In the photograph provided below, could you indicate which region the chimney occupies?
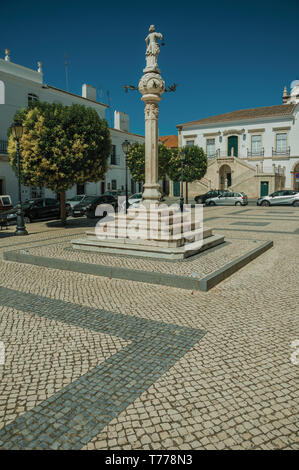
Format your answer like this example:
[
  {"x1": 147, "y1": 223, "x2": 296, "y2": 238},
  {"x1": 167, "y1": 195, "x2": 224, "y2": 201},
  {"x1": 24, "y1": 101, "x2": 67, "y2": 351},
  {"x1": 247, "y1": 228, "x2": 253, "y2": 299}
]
[
  {"x1": 114, "y1": 110, "x2": 130, "y2": 132},
  {"x1": 82, "y1": 84, "x2": 97, "y2": 101},
  {"x1": 282, "y1": 85, "x2": 289, "y2": 104},
  {"x1": 4, "y1": 49, "x2": 10, "y2": 61}
]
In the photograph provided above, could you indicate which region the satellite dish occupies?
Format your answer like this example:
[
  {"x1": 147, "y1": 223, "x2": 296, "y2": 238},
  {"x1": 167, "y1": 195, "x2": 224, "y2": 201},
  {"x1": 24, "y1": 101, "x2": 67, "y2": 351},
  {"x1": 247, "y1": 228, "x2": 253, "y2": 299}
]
[{"x1": 290, "y1": 80, "x2": 299, "y2": 89}]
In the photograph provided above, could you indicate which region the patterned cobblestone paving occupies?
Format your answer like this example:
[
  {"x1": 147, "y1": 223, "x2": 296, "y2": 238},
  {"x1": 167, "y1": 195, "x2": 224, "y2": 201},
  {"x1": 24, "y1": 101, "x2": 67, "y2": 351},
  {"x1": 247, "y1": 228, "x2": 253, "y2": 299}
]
[
  {"x1": 22, "y1": 238, "x2": 262, "y2": 278},
  {"x1": 0, "y1": 286, "x2": 204, "y2": 450},
  {"x1": 0, "y1": 206, "x2": 298, "y2": 450}
]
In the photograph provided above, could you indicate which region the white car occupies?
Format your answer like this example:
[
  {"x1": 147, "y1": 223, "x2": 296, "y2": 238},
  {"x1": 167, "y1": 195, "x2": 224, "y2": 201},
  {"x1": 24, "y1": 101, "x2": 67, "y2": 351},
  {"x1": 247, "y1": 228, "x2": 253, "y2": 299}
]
[
  {"x1": 66, "y1": 195, "x2": 88, "y2": 209},
  {"x1": 257, "y1": 190, "x2": 299, "y2": 207},
  {"x1": 120, "y1": 192, "x2": 143, "y2": 211}
]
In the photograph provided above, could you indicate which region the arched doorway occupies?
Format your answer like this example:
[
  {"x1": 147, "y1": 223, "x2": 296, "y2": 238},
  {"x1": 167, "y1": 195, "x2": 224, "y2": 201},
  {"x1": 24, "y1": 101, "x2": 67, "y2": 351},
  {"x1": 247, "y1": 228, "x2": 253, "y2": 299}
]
[
  {"x1": 293, "y1": 163, "x2": 299, "y2": 190},
  {"x1": 219, "y1": 164, "x2": 232, "y2": 189},
  {"x1": 227, "y1": 135, "x2": 238, "y2": 157}
]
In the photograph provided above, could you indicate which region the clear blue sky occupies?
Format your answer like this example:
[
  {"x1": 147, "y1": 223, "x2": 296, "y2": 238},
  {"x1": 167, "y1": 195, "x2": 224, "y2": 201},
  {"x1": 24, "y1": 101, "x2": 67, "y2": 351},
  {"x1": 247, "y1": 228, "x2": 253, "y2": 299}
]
[{"x1": 1, "y1": 0, "x2": 299, "y2": 136}]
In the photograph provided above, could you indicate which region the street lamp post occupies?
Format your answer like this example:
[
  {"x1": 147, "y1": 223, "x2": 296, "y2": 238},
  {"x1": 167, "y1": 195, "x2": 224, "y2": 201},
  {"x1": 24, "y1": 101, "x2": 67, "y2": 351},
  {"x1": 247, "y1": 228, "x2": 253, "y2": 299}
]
[
  {"x1": 11, "y1": 122, "x2": 28, "y2": 236},
  {"x1": 122, "y1": 140, "x2": 131, "y2": 214},
  {"x1": 179, "y1": 148, "x2": 185, "y2": 213}
]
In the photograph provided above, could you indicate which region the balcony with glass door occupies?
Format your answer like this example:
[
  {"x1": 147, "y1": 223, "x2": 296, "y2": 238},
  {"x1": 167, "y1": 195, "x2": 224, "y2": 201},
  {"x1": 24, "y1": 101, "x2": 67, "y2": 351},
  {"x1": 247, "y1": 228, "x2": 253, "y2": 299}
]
[
  {"x1": 247, "y1": 135, "x2": 264, "y2": 157},
  {"x1": 273, "y1": 133, "x2": 290, "y2": 156}
]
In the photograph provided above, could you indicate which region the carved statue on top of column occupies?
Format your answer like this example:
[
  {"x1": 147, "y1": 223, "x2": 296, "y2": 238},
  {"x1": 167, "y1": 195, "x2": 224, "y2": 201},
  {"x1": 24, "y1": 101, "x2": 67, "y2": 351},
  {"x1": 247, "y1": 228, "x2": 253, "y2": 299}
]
[{"x1": 144, "y1": 25, "x2": 163, "y2": 73}]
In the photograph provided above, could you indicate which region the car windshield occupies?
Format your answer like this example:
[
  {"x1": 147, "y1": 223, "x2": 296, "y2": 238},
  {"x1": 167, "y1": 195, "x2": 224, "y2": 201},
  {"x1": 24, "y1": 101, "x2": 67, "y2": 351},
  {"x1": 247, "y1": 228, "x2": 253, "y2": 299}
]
[
  {"x1": 20, "y1": 200, "x2": 37, "y2": 209},
  {"x1": 68, "y1": 195, "x2": 84, "y2": 201},
  {"x1": 81, "y1": 196, "x2": 98, "y2": 204}
]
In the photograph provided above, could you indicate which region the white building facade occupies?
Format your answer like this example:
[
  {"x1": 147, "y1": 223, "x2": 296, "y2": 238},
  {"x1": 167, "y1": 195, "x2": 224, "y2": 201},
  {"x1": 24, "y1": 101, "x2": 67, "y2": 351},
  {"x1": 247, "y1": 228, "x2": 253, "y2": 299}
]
[
  {"x1": 0, "y1": 50, "x2": 144, "y2": 203},
  {"x1": 176, "y1": 81, "x2": 299, "y2": 198}
]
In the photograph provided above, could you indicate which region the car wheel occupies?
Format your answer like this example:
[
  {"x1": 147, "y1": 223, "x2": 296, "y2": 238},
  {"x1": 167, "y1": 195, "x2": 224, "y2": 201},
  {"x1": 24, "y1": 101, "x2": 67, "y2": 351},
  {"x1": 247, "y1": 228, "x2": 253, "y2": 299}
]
[
  {"x1": 209, "y1": 201, "x2": 216, "y2": 206},
  {"x1": 24, "y1": 216, "x2": 31, "y2": 223},
  {"x1": 235, "y1": 201, "x2": 242, "y2": 206},
  {"x1": 292, "y1": 200, "x2": 299, "y2": 207},
  {"x1": 261, "y1": 200, "x2": 270, "y2": 207}
]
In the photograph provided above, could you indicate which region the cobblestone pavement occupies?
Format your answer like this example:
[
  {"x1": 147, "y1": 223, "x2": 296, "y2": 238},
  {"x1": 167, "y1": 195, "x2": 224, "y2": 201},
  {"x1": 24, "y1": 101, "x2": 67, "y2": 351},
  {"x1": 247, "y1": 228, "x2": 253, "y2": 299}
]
[
  {"x1": 0, "y1": 206, "x2": 298, "y2": 450},
  {"x1": 23, "y1": 238, "x2": 263, "y2": 278}
]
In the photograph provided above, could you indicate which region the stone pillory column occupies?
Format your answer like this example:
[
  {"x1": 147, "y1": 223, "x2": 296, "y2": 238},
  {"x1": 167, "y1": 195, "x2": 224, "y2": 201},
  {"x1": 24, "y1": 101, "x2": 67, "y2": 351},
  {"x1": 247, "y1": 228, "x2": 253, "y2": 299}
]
[
  {"x1": 138, "y1": 25, "x2": 165, "y2": 206},
  {"x1": 71, "y1": 25, "x2": 225, "y2": 259}
]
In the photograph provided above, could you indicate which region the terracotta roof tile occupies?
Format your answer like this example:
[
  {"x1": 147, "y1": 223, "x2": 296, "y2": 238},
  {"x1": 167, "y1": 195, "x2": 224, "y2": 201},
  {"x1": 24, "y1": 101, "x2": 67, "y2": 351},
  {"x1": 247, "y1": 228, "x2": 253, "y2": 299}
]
[
  {"x1": 177, "y1": 104, "x2": 296, "y2": 128},
  {"x1": 159, "y1": 135, "x2": 178, "y2": 148}
]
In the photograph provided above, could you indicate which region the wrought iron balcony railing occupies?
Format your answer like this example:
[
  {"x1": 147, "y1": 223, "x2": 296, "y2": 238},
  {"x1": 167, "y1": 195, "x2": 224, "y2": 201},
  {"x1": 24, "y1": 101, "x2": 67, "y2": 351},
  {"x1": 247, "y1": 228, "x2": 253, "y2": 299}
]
[
  {"x1": 0, "y1": 140, "x2": 8, "y2": 154},
  {"x1": 247, "y1": 148, "x2": 264, "y2": 157},
  {"x1": 272, "y1": 147, "x2": 290, "y2": 157}
]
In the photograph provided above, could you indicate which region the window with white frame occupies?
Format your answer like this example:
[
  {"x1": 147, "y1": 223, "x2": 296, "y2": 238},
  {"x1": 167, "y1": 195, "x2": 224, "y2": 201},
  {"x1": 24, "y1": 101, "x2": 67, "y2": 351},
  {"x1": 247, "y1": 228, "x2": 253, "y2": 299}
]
[
  {"x1": 110, "y1": 145, "x2": 117, "y2": 165},
  {"x1": 276, "y1": 133, "x2": 287, "y2": 153},
  {"x1": 186, "y1": 140, "x2": 194, "y2": 146},
  {"x1": 251, "y1": 135, "x2": 261, "y2": 154},
  {"x1": 206, "y1": 138, "x2": 216, "y2": 157},
  {"x1": 28, "y1": 93, "x2": 39, "y2": 105}
]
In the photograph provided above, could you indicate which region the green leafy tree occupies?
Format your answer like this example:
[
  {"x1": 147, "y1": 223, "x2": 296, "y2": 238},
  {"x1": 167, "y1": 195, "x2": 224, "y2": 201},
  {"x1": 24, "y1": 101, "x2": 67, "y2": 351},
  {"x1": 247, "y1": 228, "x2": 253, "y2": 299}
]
[
  {"x1": 168, "y1": 145, "x2": 208, "y2": 202},
  {"x1": 8, "y1": 101, "x2": 111, "y2": 224},
  {"x1": 126, "y1": 142, "x2": 171, "y2": 183}
]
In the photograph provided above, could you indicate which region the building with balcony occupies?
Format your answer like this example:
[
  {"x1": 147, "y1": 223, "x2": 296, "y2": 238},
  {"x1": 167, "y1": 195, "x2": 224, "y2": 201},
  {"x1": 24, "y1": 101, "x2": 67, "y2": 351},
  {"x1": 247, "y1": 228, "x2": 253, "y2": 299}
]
[
  {"x1": 176, "y1": 81, "x2": 299, "y2": 198},
  {"x1": 0, "y1": 50, "x2": 144, "y2": 204}
]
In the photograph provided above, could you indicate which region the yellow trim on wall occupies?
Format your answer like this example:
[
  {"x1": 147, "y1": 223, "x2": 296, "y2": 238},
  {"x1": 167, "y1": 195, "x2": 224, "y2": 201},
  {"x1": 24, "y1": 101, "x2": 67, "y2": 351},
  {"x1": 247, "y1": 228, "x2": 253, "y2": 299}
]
[{"x1": 248, "y1": 128, "x2": 265, "y2": 133}]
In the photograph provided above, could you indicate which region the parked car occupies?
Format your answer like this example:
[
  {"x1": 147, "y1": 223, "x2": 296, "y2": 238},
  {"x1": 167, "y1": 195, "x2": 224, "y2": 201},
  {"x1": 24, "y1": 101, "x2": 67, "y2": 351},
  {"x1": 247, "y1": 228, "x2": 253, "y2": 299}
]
[
  {"x1": 72, "y1": 195, "x2": 117, "y2": 217},
  {"x1": 103, "y1": 190, "x2": 134, "y2": 201},
  {"x1": 206, "y1": 192, "x2": 248, "y2": 206},
  {"x1": 3, "y1": 198, "x2": 68, "y2": 223},
  {"x1": 0, "y1": 195, "x2": 13, "y2": 212},
  {"x1": 194, "y1": 190, "x2": 229, "y2": 204},
  {"x1": 257, "y1": 190, "x2": 299, "y2": 207},
  {"x1": 71, "y1": 196, "x2": 99, "y2": 217},
  {"x1": 119, "y1": 192, "x2": 143, "y2": 212},
  {"x1": 66, "y1": 194, "x2": 88, "y2": 211},
  {"x1": 85, "y1": 195, "x2": 118, "y2": 218}
]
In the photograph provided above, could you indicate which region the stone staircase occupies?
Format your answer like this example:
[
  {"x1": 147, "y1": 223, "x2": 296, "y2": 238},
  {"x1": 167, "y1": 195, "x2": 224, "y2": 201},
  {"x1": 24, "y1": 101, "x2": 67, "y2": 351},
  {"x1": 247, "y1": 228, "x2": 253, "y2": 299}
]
[
  {"x1": 72, "y1": 205, "x2": 224, "y2": 260},
  {"x1": 228, "y1": 168, "x2": 255, "y2": 191}
]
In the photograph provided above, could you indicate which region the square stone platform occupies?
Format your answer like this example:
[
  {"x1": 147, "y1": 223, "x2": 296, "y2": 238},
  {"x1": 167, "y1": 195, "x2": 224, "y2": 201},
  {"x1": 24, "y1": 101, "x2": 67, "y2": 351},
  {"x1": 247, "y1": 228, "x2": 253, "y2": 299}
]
[{"x1": 71, "y1": 205, "x2": 225, "y2": 260}]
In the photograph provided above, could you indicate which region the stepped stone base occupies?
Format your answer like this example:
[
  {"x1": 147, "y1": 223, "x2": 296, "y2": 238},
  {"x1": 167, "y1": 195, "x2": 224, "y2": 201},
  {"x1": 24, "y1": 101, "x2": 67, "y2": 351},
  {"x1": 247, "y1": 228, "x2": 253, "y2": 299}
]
[{"x1": 71, "y1": 205, "x2": 225, "y2": 260}]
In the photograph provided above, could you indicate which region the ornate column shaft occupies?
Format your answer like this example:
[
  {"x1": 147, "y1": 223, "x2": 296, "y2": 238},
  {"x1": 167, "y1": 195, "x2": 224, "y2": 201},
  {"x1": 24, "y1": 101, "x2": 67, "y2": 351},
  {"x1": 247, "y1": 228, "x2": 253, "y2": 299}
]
[
  {"x1": 142, "y1": 96, "x2": 161, "y2": 203},
  {"x1": 139, "y1": 73, "x2": 165, "y2": 206},
  {"x1": 138, "y1": 25, "x2": 165, "y2": 207}
]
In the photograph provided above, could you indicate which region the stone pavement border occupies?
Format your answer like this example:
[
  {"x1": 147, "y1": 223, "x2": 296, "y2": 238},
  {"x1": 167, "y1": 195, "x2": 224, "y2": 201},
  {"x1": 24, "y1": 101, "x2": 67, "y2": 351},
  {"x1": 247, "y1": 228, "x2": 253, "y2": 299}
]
[
  {"x1": 3, "y1": 240, "x2": 273, "y2": 291},
  {"x1": 199, "y1": 240, "x2": 273, "y2": 291},
  {"x1": 0, "y1": 285, "x2": 205, "y2": 450}
]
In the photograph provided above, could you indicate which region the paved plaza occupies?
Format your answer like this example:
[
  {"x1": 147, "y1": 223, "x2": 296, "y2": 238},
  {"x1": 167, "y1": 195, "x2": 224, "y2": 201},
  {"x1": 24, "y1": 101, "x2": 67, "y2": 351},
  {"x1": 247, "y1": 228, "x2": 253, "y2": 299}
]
[{"x1": 0, "y1": 205, "x2": 298, "y2": 450}]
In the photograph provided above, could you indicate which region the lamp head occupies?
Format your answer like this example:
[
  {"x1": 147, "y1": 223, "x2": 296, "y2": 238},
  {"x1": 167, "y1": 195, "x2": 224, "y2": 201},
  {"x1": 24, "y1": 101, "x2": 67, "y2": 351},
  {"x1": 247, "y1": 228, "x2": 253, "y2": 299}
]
[
  {"x1": 11, "y1": 121, "x2": 23, "y2": 140},
  {"x1": 122, "y1": 139, "x2": 130, "y2": 154}
]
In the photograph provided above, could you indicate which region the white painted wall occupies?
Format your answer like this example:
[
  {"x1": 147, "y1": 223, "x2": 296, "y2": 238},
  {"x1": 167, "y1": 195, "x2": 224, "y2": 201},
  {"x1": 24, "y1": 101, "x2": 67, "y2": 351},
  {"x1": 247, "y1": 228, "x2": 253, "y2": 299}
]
[
  {"x1": 181, "y1": 105, "x2": 299, "y2": 189},
  {"x1": 0, "y1": 56, "x2": 144, "y2": 204}
]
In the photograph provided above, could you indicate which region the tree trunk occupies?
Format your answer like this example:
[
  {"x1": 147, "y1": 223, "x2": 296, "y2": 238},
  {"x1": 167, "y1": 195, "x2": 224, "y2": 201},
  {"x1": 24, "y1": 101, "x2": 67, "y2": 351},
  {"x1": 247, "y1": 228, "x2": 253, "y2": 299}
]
[
  {"x1": 186, "y1": 182, "x2": 189, "y2": 204},
  {"x1": 60, "y1": 190, "x2": 67, "y2": 226}
]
